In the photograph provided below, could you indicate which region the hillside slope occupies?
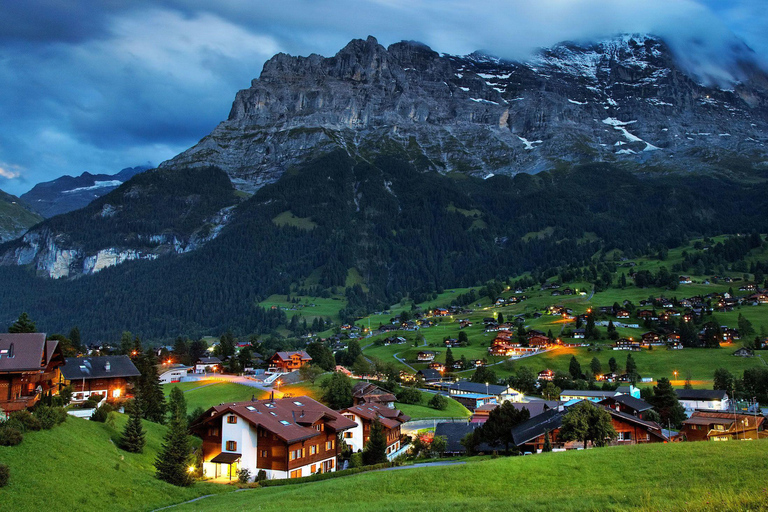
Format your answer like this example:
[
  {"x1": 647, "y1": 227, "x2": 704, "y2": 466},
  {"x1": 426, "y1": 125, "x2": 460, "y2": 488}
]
[
  {"x1": 0, "y1": 189, "x2": 42, "y2": 243},
  {"x1": 178, "y1": 440, "x2": 768, "y2": 511}
]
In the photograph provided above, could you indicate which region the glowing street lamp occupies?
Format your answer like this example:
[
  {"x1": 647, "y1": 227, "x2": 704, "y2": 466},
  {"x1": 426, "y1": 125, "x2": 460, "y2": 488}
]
[{"x1": 673, "y1": 370, "x2": 678, "y2": 381}]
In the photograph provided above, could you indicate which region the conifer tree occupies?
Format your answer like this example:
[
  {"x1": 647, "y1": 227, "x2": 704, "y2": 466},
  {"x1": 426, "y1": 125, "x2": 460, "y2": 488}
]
[
  {"x1": 8, "y1": 312, "x2": 36, "y2": 333},
  {"x1": 137, "y1": 350, "x2": 166, "y2": 424},
  {"x1": 154, "y1": 409, "x2": 193, "y2": 486},
  {"x1": 362, "y1": 419, "x2": 388, "y2": 466},
  {"x1": 120, "y1": 400, "x2": 146, "y2": 454},
  {"x1": 167, "y1": 388, "x2": 187, "y2": 422},
  {"x1": 445, "y1": 348, "x2": 455, "y2": 371},
  {"x1": 542, "y1": 430, "x2": 552, "y2": 453}
]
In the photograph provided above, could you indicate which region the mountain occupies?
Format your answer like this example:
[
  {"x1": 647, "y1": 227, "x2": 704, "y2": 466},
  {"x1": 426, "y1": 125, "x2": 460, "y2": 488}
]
[
  {"x1": 20, "y1": 165, "x2": 152, "y2": 218},
  {"x1": 0, "y1": 34, "x2": 768, "y2": 340},
  {"x1": 0, "y1": 189, "x2": 42, "y2": 243}
]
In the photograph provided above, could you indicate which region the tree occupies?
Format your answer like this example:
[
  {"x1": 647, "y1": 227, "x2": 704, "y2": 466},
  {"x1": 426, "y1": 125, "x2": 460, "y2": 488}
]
[
  {"x1": 445, "y1": 348, "x2": 455, "y2": 371},
  {"x1": 608, "y1": 357, "x2": 618, "y2": 373},
  {"x1": 510, "y1": 366, "x2": 537, "y2": 395},
  {"x1": 649, "y1": 377, "x2": 686, "y2": 429},
  {"x1": 428, "y1": 393, "x2": 448, "y2": 410},
  {"x1": 68, "y1": 327, "x2": 82, "y2": 353},
  {"x1": 136, "y1": 350, "x2": 166, "y2": 424},
  {"x1": 189, "y1": 339, "x2": 208, "y2": 364},
  {"x1": 167, "y1": 387, "x2": 187, "y2": 422},
  {"x1": 590, "y1": 357, "x2": 602, "y2": 378},
  {"x1": 558, "y1": 400, "x2": 616, "y2": 449},
  {"x1": 154, "y1": 407, "x2": 193, "y2": 486},
  {"x1": 469, "y1": 366, "x2": 497, "y2": 384},
  {"x1": 477, "y1": 401, "x2": 530, "y2": 454},
  {"x1": 305, "y1": 342, "x2": 336, "y2": 371},
  {"x1": 541, "y1": 382, "x2": 561, "y2": 401},
  {"x1": 345, "y1": 340, "x2": 362, "y2": 367},
  {"x1": 351, "y1": 355, "x2": 373, "y2": 377},
  {"x1": 8, "y1": 313, "x2": 35, "y2": 333},
  {"x1": 120, "y1": 400, "x2": 146, "y2": 453},
  {"x1": 738, "y1": 314, "x2": 755, "y2": 338},
  {"x1": 430, "y1": 435, "x2": 447, "y2": 457},
  {"x1": 458, "y1": 330, "x2": 469, "y2": 345},
  {"x1": 218, "y1": 330, "x2": 236, "y2": 359},
  {"x1": 397, "y1": 387, "x2": 421, "y2": 404},
  {"x1": 120, "y1": 331, "x2": 134, "y2": 356},
  {"x1": 299, "y1": 363, "x2": 323, "y2": 384},
  {"x1": 362, "y1": 419, "x2": 388, "y2": 465},
  {"x1": 497, "y1": 313, "x2": 504, "y2": 324},
  {"x1": 625, "y1": 353, "x2": 639, "y2": 384},
  {"x1": 321, "y1": 372, "x2": 353, "y2": 409},
  {"x1": 713, "y1": 368, "x2": 735, "y2": 392},
  {"x1": 542, "y1": 430, "x2": 552, "y2": 453},
  {"x1": 569, "y1": 356, "x2": 582, "y2": 380}
]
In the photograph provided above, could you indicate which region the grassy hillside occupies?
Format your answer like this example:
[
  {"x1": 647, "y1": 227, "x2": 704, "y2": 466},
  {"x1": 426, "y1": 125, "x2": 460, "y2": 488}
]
[
  {"x1": 175, "y1": 440, "x2": 768, "y2": 511},
  {"x1": 0, "y1": 189, "x2": 42, "y2": 241},
  {"x1": 0, "y1": 414, "x2": 228, "y2": 512},
  {"x1": 163, "y1": 381, "x2": 269, "y2": 412}
]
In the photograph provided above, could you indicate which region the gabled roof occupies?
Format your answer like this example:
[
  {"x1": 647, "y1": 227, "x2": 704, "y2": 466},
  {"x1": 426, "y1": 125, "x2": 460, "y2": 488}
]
[
  {"x1": 600, "y1": 395, "x2": 653, "y2": 412},
  {"x1": 197, "y1": 357, "x2": 222, "y2": 365},
  {"x1": 560, "y1": 389, "x2": 619, "y2": 399},
  {"x1": 417, "y1": 369, "x2": 442, "y2": 380},
  {"x1": 61, "y1": 355, "x2": 141, "y2": 380},
  {"x1": 192, "y1": 396, "x2": 355, "y2": 444},
  {"x1": 605, "y1": 408, "x2": 668, "y2": 441},
  {"x1": 272, "y1": 351, "x2": 312, "y2": 361},
  {"x1": 449, "y1": 381, "x2": 513, "y2": 396},
  {"x1": 352, "y1": 382, "x2": 397, "y2": 404},
  {"x1": 510, "y1": 409, "x2": 564, "y2": 446},
  {"x1": 341, "y1": 403, "x2": 410, "y2": 430},
  {"x1": 0, "y1": 333, "x2": 60, "y2": 372},
  {"x1": 676, "y1": 389, "x2": 728, "y2": 401},
  {"x1": 434, "y1": 422, "x2": 494, "y2": 453}
]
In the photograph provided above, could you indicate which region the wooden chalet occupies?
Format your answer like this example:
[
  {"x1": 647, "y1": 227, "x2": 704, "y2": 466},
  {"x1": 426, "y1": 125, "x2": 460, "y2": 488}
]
[
  {"x1": 538, "y1": 369, "x2": 555, "y2": 381},
  {"x1": 60, "y1": 355, "x2": 141, "y2": 402},
  {"x1": 599, "y1": 395, "x2": 655, "y2": 420},
  {"x1": 681, "y1": 411, "x2": 766, "y2": 442},
  {"x1": 191, "y1": 396, "x2": 355, "y2": 481},
  {"x1": 268, "y1": 351, "x2": 312, "y2": 373},
  {"x1": 340, "y1": 403, "x2": 409, "y2": 459},
  {"x1": 0, "y1": 333, "x2": 64, "y2": 414},
  {"x1": 417, "y1": 351, "x2": 436, "y2": 362},
  {"x1": 614, "y1": 338, "x2": 642, "y2": 351},
  {"x1": 351, "y1": 382, "x2": 396, "y2": 408}
]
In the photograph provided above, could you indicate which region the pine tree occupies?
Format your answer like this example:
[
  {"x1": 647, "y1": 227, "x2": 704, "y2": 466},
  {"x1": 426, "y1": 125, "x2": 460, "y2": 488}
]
[
  {"x1": 69, "y1": 327, "x2": 82, "y2": 353},
  {"x1": 625, "y1": 353, "x2": 639, "y2": 384},
  {"x1": 445, "y1": 348, "x2": 455, "y2": 371},
  {"x1": 167, "y1": 387, "x2": 187, "y2": 422},
  {"x1": 8, "y1": 312, "x2": 36, "y2": 333},
  {"x1": 608, "y1": 357, "x2": 617, "y2": 373},
  {"x1": 137, "y1": 350, "x2": 167, "y2": 424},
  {"x1": 362, "y1": 419, "x2": 388, "y2": 466},
  {"x1": 649, "y1": 377, "x2": 686, "y2": 429},
  {"x1": 542, "y1": 430, "x2": 552, "y2": 452},
  {"x1": 569, "y1": 356, "x2": 582, "y2": 380},
  {"x1": 590, "y1": 357, "x2": 602, "y2": 378},
  {"x1": 154, "y1": 412, "x2": 193, "y2": 486},
  {"x1": 120, "y1": 400, "x2": 146, "y2": 453}
]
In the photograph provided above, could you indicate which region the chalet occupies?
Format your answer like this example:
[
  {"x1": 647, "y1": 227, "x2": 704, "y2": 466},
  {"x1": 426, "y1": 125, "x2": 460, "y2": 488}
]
[
  {"x1": 416, "y1": 369, "x2": 442, "y2": 383},
  {"x1": 572, "y1": 329, "x2": 585, "y2": 339},
  {"x1": 195, "y1": 357, "x2": 222, "y2": 374},
  {"x1": 559, "y1": 386, "x2": 640, "y2": 402},
  {"x1": 433, "y1": 308, "x2": 449, "y2": 317},
  {"x1": 469, "y1": 402, "x2": 499, "y2": 423},
  {"x1": 615, "y1": 310, "x2": 630, "y2": 319},
  {"x1": 340, "y1": 403, "x2": 409, "y2": 459},
  {"x1": 0, "y1": 333, "x2": 64, "y2": 414},
  {"x1": 428, "y1": 362, "x2": 446, "y2": 373},
  {"x1": 459, "y1": 320, "x2": 473, "y2": 329},
  {"x1": 434, "y1": 422, "x2": 494, "y2": 455},
  {"x1": 679, "y1": 276, "x2": 692, "y2": 284},
  {"x1": 527, "y1": 335, "x2": 550, "y2": 348},
  {"x1": 614, "y1": 338, "x2": 642, "y2": 351},
  {"x1": 599, "y1": 395, "x2": 654, "y2": 419},
  {"x1": 444, "y1": 338, "x2": 460, "y2": 348},
  {"x1": 447, "y1": 381, "x2": 521, "y2": 402},
  {"x1": 681, "y1": 411, "x2": 766, "y2": 442},
  {"x1": 417, "y1": 351, "x2": 436, "y2": 362},
  {"x1": 60, "y1": 355, "x2": 141, "y2": 402},
  {"x1": 158, "y1": 364, "x2": 190, "y2": 384},
  {"x1": 733, "y1": 347, "x2": 754, "y2": 358},
  {"x1": 351, "y1": 382, "x2": 396, "y2": 408},
  {"x1": 636, "y1": 310, "x2": 657, "y2": 320},
  {"x1": 606, "y1": 407, "x2": 668, "y2": 444},
  {"x1": 676, "y1": 389, "x2": 730, "y2": 412},
  {"x1": 191, "y1": 396, "x2": 355, "y2": 480},
  {"x1": 538, "y1": 369, "x2": 555, "y2": 381},
  {"x1": 268, "y1": 351, "x2": 312, "y2": 373},
  {"x1": 640, "y1": 332, "x2": 662, "y2": 346}
]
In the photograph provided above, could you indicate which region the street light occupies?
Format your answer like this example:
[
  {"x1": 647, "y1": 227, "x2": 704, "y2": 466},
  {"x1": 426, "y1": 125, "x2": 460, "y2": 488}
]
[{"x1": 673, "y1": 370, "x2": 678, "y2": 381}]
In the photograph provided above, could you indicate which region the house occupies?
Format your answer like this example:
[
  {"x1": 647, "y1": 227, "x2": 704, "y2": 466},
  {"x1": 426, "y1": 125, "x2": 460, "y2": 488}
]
[
  {"x1": 679, "y1": 276, "x2": 692, "y2": 284},
  {"x1": 606, "y1": 407, "x2": 668, "y2": 444},
  {"x1": 0, "y1": 333, "x2": 64, "y2": 414},
  {"x1": 191, "y1": 396, "x2": 356, "y2": 480},
  {"x1": 538, "y1": 369, "x2": 555, "y2": 381},
  {"x1": 614, "y1": 338, "x2": 642, "y2": 351},
  {"x1": 676, "y1": 389, "x2": 730, "y2": 412},
  {"x1": 158, "y1": 364, "x2": 191, "y2": 384},
  {"x1": 527, "y1": 335, "x2": 550, "y2": 348},
  {"x1": 733, "y1": 347, "x2": 754, "y2": 357},
  {"x1": 60, "y1": 355, "x2": 141, "y2": 402},
  {"x1": 447, "y1": 381, "x2": 521, "y2": 402},
  {"x1": 416, "y1": 369, "x2": 442, "y2": 383},
  {"x1": 510, "y1": 409, "x2": 568, "y2": 452},
  {"x1": 340, "y1": 403, "x2": 410, "y2": 459},
  {"x1": 559, "y1": 389, "x2": 625, "y2": 402},
  {"x1": 428, "y1": 362, "x2": 446, "y2": 373},
  {"x1": 195, "y1": 357, "x2": 223, "y2": 374},
  {"x1": 351, "y1": 382, "x2": 396, "y2": 408},
  {"x1": 598, "y1": 395, "x2": 655, "y2": 420},
  {"x1": 681, "y1": 411, "x2": 766, "y2": 441},
  {"x1": 268, "y1": 351, "x2": 312, "y2": 373},
  {"x1": 434, "y1": 422, "x2": 494, "y2": 454},
  {"x1": 572, "y1": 329, "x2": 585, "y2": 339},
  {"x1": 616, "y1": 310, "x2": 630, "y2": 319},
  {"x1": 417, "y1": 351, "x2": 436, "y2": 362},
  {"x1": 641, "y1": 332, "x2": 662, "y2": 346}
]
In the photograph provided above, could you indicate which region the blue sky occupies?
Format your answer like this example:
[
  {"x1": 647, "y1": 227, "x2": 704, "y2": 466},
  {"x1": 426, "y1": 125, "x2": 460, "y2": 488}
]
[{"x1": 0, "y1": 0, "x2": 765, "y2": 195}]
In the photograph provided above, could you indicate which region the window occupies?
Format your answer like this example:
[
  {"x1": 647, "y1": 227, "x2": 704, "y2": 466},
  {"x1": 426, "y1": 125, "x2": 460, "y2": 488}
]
[
  {"x1": 293, "y1": 401, "x2": 304, "y2": 406},
  {"x1": 259, "y1": 429, "x2": 268, "y2": 438},
  {"x1": 309, "y1": 445, "x2": 317, "y2": 455},
  {"x1": 208, "y1": 427, "x2": 220, "y2": 437},
  {"x1": 311, "y1": 464, "x2": 317, "y2": 473},
  {"x1": 290, "y1": 469, "x2": 302, "y2": 479},
  {"x1": 227, "y1": 415, "x2": 238, "y2": 424},
  {"x1": 280, "y1": 420, "x2": 291, "y2": 425},
  {"x1": 344, "y1": 432, "x2": 353, "y2": 439},
  {"x1": 259, "y1": 450, "x2": 268, "y2": 458},
  {"x1": 618, "y1": 432, "x2": 632, "y2": 441},
  {"x1": 326, "y1": 440, "x2": 335, "y2": 451},
  {"x1": 226, "y1": 441, "x2": 237, "y2": 451},
  {"x1": 315, "y1": 424, "x2": 324, "y2": 431},
  {"x1": 290, "y1": 449, "x2": 302, "y2": 461}
]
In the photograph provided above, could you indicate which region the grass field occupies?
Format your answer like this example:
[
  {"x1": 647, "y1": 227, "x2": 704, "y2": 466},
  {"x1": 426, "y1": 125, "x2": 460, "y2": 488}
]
[
  {"x1": 271, "y1": 210, "x2": 317, "y2": 230},
  {"x1": 0, "y1": 414, "x2": 227, "y2": 512},
  {"x1": 163, "y1": 380, "x2": 268, "y2": 412},
  {"x1": 258, "y1": 294, "x2": 347, "y2": 322},
  {"x1": 395, "y1": 391, "x2": 471, "y2": 419},
  {"x1": 175, "y1": 439, "x2": 768, "y2": 511}
]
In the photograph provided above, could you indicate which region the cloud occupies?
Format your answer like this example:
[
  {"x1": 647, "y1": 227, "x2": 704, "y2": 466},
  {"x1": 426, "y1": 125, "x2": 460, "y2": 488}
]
[
  {"x1": 0, "y1": 1, "x2": 764, "y2": 196},
  {"x1": 0, "y1": 163, "x2": 22, "y2": 180}
]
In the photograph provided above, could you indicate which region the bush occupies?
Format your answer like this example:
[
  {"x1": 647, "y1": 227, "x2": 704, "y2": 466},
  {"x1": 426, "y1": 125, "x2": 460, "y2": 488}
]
[
  {"x1": 0, "y1": 463, "x2": 8, "y2": 487},
  {"x1": 90, "y1": 403, "x2": 114, "y2": 423},
  {"x1": 428, "y1": 393, "x2": 448, "y2": 410},
  {"x1": 0, "y1": 426, "x2": 23, "y2": 446},
  {"x1": 8, "y1": 411, "x2": 41, "y2": 432},
  {"x1": 33, "y1": 405, "x2": 68, "y2": 429},
  {"x1": 396, "y1": 387, "x2": 422, "y2": 405},
  {"x1": 348, "y1": 452, "x2": 364, "y2": 468},
  {"x1": 237, "y1": 468, "x2": 251, "y2": 484},
  {"x1": 255, "y1": 470, "x2": 267, "y2": 482}
]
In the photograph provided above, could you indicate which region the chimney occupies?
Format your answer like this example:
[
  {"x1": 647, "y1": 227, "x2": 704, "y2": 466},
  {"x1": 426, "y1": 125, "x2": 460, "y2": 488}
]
[
  {"x1": 270, "y1": 391, "x2": 274, "y2": 402},
  {"x1": 251, "y1": 394, "x2": 256, "y2": 402}
]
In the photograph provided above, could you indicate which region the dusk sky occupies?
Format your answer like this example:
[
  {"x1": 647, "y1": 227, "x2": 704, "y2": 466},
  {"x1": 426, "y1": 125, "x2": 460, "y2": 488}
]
[{"x1": 1, "y1": 0, "x2": 766, "y2": 195}]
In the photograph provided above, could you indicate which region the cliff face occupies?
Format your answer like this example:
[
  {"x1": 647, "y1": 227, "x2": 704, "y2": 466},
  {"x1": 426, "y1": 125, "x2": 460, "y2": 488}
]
[{"x1": 161, "y1": 35, "x2": 768, "y2": 192}]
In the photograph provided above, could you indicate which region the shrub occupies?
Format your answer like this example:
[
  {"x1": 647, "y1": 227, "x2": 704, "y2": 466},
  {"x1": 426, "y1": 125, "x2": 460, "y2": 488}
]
[
  {"x1": 396, "y1": 387, "x2": 422, "y2": 405},
  {"x1": 8, "y1": 411, "x2": 41, "y2": 432},
  {"x1": 33, "y1": 405, "x2": 68, "y2": 429},
  {"x1": 0, "y1": 426, "x2": 23, "y2": 446},
  {"x1": 237, "y1": 468, "x2": 251, "y2": 484},
  {"x1": 428, "y1": 393, "x2": 448, "y2": 410},
  {"x1": 255, "y1": 469, "x2": 267, "y2": 482},
  {"x1": 90, "y1": 403, "x2": 114, "y2": 423},
  {"x1": 348, "y1": 452, "x2": 363, "y2": 468},
  {"x1": 0, "y1": 463, "x2": 8, "y2": 487}
]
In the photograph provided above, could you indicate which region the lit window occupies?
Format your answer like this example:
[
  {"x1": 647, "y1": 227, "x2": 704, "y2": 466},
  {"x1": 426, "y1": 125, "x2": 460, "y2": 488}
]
[
  {"x1": 227, "y1": 416, "x2": 237, "y2": 424},
  {"x1": 280, "y1": 420, "x2": 291, "y2": 425}
]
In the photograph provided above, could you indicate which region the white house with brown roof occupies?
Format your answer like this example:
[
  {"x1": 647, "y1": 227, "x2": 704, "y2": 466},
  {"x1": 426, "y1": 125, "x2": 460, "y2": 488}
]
[
  {"x1": 340, "y1": 403, "x2": 410, "y2": 459},
  {"x1": 191, "y1": 396, "x2": 356, "y2": 481}
]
